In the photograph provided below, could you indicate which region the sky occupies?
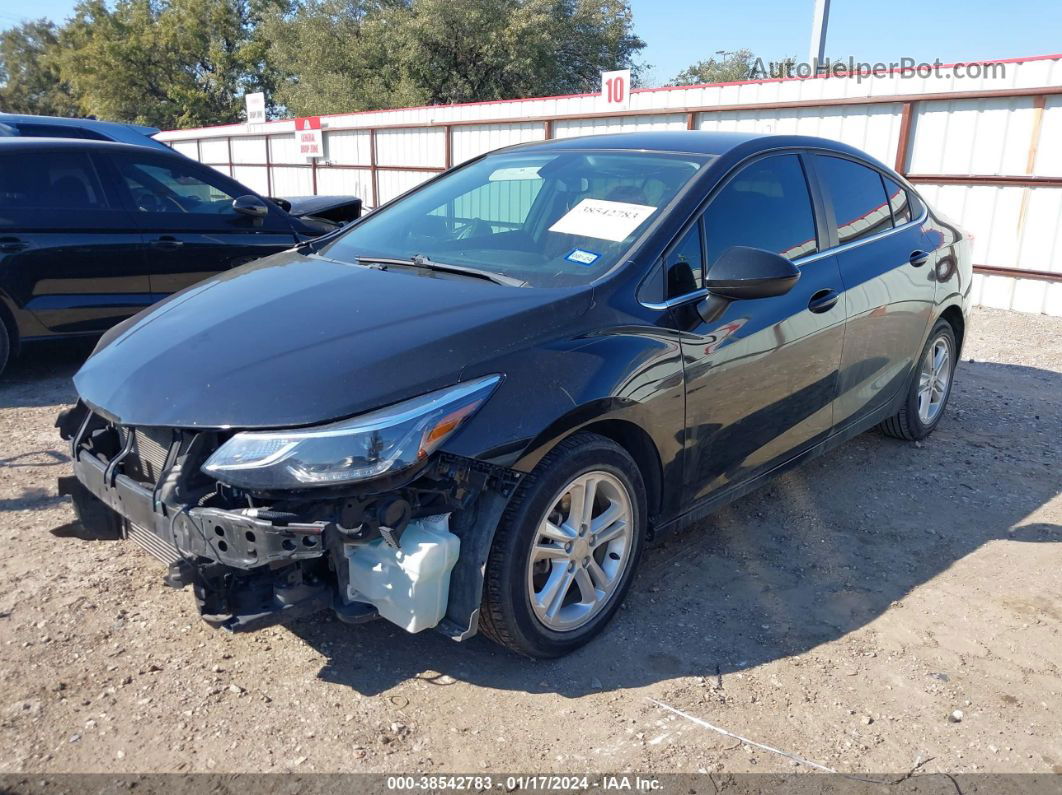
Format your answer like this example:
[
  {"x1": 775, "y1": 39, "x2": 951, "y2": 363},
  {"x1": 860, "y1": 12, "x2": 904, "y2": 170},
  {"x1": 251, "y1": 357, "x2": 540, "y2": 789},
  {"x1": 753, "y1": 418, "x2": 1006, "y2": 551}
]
[{"x1": 2, "y1": 0, "x2": 1061, "y2": 85}]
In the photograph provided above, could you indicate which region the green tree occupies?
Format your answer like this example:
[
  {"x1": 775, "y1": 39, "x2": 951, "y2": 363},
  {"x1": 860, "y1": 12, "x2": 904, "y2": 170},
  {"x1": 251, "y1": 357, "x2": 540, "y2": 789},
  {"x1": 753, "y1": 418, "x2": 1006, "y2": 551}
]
[
  {"x1": 55, "y1": 0, "x2": 287, "y2": 129},
  {"x1": 261, "y1": 0, "x2": 413, "y2": 116},
  {"x1": 0, "y1": 19, "x2": 79, "y2": 116},
  {"x1": 669, "y1": 49, "x2": 760, "y2": 86},
  {"x1": 401, "y1": 0, "x2": 645, "y2": 104},
  {"x1": 265, "y1": 0, "x2": 646, "y2": 116}
]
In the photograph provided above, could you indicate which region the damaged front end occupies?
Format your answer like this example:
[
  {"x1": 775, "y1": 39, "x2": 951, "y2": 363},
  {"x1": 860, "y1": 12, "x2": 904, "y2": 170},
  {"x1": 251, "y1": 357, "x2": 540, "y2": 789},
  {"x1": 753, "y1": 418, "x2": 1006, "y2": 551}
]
[{"x1": 55, "y1": 381, "x2": 519, "y2": 640}]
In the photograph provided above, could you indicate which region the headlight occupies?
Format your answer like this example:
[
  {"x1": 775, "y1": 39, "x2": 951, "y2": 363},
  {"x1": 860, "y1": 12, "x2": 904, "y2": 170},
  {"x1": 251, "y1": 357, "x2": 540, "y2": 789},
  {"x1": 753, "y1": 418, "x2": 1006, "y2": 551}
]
[{"x1": 201, "y1": 374, "x2": 501, "y2": 490}]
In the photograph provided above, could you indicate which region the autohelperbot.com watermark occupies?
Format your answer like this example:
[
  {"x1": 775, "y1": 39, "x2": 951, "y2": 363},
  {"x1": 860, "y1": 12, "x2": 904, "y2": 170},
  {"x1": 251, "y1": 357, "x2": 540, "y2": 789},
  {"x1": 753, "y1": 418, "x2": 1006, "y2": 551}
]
[{"x1": 752, "y1": 56, "x2": 1007, "y2": 83}]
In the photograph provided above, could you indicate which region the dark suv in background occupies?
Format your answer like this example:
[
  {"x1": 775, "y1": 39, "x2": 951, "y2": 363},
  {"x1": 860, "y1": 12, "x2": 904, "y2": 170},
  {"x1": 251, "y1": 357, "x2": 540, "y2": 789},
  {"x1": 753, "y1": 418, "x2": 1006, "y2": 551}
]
[{"x1": 0, "y1": 138, "x2": 360, "y2": 375}]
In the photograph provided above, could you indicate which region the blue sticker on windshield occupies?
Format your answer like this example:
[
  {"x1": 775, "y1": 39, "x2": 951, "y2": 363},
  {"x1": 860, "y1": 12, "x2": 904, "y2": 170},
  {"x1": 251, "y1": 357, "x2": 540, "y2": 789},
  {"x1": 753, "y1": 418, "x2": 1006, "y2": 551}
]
[{"x1": 565, "y1": 248, "x2": 600, "y2": 266}]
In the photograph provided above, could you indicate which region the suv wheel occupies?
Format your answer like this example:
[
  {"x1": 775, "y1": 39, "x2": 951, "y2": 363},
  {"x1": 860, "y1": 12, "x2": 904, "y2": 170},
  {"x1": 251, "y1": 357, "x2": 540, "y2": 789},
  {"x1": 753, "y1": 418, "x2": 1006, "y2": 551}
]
[{"x1": 480, "y1": 432, "x2": 646, "y2": 658}]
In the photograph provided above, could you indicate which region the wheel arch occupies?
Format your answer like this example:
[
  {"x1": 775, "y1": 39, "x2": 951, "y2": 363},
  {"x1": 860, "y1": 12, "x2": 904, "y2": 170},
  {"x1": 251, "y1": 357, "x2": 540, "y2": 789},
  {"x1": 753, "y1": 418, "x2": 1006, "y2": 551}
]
[
  {"x1": 939, "y1": 303, "x2": 966, "y2": 356},
  {"x1": 0, "y1": 292, "x2": 20, "y2": 359},
  {"x1": 514, "y1": 402, "x2": 665, "y2": 526}
]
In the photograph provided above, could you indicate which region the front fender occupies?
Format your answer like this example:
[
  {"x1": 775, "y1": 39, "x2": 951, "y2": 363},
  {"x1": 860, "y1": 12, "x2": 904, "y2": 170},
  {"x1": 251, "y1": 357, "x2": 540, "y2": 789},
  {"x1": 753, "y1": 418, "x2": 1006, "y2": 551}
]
[
  {"x1": 436, "y1": 325, "x2": 686, "y2": 641},
  {"x1": 441, "y1": 322, "x2": 686, "y2": 506}
]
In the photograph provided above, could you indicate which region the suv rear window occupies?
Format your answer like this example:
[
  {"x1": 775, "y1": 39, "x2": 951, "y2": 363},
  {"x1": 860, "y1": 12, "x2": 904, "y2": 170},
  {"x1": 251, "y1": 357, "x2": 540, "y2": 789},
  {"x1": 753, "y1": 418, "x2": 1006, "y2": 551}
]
[{"x1": 0, "y1": 151, "x2": 108, "y2": 209}]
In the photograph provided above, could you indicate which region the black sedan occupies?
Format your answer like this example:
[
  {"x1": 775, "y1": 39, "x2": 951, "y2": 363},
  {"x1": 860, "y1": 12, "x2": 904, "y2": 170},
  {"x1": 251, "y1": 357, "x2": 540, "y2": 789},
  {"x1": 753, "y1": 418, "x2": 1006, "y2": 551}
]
[
  {"x1": 0, "y1": 138, "x2": 360, "y2": 375},
  {"x1": 57, "y1": 131, "x2": 971, "y2": 658}
]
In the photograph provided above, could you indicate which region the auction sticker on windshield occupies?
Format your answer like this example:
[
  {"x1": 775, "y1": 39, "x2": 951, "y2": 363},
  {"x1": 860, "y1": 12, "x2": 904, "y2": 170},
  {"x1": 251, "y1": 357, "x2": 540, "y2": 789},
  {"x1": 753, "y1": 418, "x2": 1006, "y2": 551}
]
[
  {"x1": 564, "y1": 248, "x2": 601, "y2": 265},
  {"x1": 549, "y1": 198, "x2": 657, "y2": 242}
]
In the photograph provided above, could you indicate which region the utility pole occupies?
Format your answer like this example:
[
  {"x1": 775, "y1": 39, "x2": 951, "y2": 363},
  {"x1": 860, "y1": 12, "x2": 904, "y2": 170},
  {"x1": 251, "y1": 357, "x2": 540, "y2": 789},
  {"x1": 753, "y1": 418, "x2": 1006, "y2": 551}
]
[{"x1": 808, "y1": 0, "x2": 831, "y2": 73}]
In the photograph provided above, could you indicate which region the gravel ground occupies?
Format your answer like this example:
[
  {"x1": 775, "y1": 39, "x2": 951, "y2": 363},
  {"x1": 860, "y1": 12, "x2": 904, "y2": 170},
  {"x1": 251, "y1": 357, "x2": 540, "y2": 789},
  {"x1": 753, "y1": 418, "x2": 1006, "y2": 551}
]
[{"x1": 0, "y1": 307, "x2": 1059, "y2": 776}]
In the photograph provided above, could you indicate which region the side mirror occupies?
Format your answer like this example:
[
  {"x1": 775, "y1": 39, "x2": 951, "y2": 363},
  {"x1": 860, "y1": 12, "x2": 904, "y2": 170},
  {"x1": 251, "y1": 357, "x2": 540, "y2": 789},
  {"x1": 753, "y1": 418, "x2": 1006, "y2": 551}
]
[
  {"x1": 232, "y1": 195, "x2": 269, "y2": 218},
  {"x1": 705, "y1": 246, "x2": 801, "y2": 301}
]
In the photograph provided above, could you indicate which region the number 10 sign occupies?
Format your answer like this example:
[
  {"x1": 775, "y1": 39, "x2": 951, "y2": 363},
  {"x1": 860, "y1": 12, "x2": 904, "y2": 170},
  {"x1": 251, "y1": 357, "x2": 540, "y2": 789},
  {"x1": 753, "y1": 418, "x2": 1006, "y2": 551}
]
[{"x1": 601, "y1": 69, "x2": 631, "y2": 110}]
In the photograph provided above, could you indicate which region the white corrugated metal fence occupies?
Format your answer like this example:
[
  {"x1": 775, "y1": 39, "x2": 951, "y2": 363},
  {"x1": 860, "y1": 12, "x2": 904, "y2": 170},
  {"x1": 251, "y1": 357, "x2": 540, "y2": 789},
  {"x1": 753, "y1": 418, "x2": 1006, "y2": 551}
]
[{"x1": 157, "y1": 54, "x2": 1062, "y2": 316}]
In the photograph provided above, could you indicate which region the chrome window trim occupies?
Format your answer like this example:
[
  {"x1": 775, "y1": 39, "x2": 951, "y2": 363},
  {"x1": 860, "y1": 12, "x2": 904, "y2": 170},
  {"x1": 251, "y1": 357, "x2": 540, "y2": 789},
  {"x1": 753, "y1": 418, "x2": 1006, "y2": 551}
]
[
  {"x1": 792, "y1": 202, "x2": 929, "y2": 266},
  {"x1": 642, "y1": 288, "x2": 710, "y2": 311}
]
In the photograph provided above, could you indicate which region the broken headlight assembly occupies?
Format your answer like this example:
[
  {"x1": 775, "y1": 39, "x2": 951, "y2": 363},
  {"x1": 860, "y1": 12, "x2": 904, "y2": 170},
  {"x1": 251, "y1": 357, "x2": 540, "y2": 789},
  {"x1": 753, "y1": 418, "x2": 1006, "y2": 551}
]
[{"x1": 201, "y1": 374, "x2": 502, "y2": 490}]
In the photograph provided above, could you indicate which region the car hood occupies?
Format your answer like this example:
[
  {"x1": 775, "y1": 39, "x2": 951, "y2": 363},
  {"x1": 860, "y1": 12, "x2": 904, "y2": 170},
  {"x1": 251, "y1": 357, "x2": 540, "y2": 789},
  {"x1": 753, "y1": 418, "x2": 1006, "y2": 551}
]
[{"x1": 74, "y1": 251, "x2": 592, "y2": 428}]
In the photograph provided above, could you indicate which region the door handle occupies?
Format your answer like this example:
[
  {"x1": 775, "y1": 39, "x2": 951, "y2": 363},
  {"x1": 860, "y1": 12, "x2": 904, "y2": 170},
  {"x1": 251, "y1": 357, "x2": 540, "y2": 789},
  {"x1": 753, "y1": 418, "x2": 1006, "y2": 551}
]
[
  {"x1": 909, "y1": 249, "x2": 930, "y2": 267},
  {"x1": 808, "y1": 288, "x2": 840, "y2": 314},
  {"x1": 0, "y1": 237, "x2": 27, "y2": 253},
  {"x1": 150, "y1": 236, "x2": 184, "y2": 250}
]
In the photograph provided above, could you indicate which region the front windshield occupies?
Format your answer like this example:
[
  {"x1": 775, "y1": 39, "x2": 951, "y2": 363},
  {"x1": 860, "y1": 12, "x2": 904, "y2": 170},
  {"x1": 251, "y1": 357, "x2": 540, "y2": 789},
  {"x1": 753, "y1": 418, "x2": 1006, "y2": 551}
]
[{"x1": 319, "y1": 149, "x2": 709, "y2": 287}]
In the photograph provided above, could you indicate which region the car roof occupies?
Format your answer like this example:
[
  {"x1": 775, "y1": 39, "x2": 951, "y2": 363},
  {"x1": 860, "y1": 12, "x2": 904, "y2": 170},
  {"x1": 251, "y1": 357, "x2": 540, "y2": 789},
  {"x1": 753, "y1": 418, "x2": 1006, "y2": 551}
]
[
  {"x1": 0, "y1": 136, "x2": 177, "y2": 155},
  {"x1": 0, "y1": 112, "x2": 160, "y2": 137},
  {"x1": 0, "y1": 112, "x2": 170, "y2": 151},
  {"x1": 502, "y1": 130, "x2": 891, "y2": 169}
]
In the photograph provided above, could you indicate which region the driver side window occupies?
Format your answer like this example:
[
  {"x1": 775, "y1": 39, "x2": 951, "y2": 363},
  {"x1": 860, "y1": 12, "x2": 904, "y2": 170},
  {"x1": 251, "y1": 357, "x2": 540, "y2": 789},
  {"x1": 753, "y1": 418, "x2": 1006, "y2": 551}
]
[
  {"x1": 115, "y1": 157, "x2": 238, "y2": 215},
  {"x1": 703, "y1": 154, "x2": 818, "y2": 267}
]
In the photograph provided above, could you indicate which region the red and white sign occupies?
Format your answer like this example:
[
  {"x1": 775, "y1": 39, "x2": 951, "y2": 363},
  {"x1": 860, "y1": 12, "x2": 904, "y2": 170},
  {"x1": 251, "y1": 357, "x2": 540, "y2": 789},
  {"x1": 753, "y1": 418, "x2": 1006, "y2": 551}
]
[
  {"x1": 296, "y1": 116, "x2": 323, "y2": 159},
  {"x1": 601, "y1": 69, "x2": 631, "y2": 110}
]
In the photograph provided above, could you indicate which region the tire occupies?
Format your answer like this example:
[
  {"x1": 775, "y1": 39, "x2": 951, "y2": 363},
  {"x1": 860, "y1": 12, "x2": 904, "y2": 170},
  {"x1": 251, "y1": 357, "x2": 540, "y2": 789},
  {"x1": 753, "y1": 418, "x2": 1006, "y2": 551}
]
[
  {"x1": 880, "y1": 319, "x2": 957, "y2": 441},
  {"x1": 480, "y1": 432, "x2": 646, "y2": 658},
  {"x1": 0, "y1": 320, "x2": 10, "y2": 379}
]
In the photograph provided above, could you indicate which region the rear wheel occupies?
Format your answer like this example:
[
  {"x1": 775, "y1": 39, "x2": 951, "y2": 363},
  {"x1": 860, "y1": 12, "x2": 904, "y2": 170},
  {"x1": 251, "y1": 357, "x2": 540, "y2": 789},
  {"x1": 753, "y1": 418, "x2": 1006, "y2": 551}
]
[
  {"x1": 880, "y1": 319, "x2": 957, "y2": 441},
  {"x1": 480, "y1": 432, "x2": 646, "y2": 658}
]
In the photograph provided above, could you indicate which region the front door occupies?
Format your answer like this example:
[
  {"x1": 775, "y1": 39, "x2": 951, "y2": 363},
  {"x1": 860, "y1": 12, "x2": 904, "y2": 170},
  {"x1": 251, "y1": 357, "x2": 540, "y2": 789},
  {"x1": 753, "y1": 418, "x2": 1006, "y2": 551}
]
[
  {"x1": 0, "y1": 147, "x2": 150, "y2": 335},
  {"x1": 105, "y1": 152, "x2": 297, "y2": 297},
  {"x1": 670, "y1": 153, "x2": 847, "y2": 504}
]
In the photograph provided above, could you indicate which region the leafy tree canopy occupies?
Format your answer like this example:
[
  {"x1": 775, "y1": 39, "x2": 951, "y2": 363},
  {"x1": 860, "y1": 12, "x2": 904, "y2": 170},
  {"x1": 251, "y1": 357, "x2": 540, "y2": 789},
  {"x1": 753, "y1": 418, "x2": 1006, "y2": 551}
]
[
  {"x1": 0, "y1": 19, "x2": 78, "y2": 116},
  {"x1": 0, "y1": 0, "x2": 644, "y2": 126},
  {"x1": 264, "y1": 0, "x2": 645, "y2": 116},
  {"x1": 668, "y1": 49, "x2": 761, "y2": 86},
  {"x1": 52, "y1": 0, "x2": 287, "y2": 128}
]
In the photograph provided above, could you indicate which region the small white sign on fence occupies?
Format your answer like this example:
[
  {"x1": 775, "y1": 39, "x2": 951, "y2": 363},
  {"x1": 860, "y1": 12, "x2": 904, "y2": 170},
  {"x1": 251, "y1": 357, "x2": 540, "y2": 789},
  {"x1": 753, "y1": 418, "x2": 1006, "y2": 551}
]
[
  {"x1": 245, "y1": 92, "x2": 265, "y2": 125},
  {"x1": 601, "y1": 69, "x2": 631, "y2": 110}
]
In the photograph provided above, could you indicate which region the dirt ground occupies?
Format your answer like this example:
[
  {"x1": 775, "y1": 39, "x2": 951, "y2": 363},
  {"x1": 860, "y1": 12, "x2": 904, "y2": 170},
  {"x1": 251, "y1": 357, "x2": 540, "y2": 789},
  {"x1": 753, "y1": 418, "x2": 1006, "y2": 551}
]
[{"x1": 0, "y1": 306, "x2": 1059, "y2": 777}]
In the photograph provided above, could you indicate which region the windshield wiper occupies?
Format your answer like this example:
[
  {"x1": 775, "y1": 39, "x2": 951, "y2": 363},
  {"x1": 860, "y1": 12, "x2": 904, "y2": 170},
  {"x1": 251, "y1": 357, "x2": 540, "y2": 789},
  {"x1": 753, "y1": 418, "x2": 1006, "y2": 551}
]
[{"x1": 354, "y1": 254, "x2": 526, "y2": 287}]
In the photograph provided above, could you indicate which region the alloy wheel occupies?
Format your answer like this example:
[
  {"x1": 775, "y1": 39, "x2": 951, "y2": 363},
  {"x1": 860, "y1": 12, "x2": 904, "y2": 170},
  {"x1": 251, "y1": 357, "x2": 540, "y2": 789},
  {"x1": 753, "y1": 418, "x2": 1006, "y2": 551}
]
[
  {"x1": 917, "y1": 335, "x2": 952, "y2": 424},
  {"x1": 526, "y1": 471, "x2": 634, "y2": 632}
]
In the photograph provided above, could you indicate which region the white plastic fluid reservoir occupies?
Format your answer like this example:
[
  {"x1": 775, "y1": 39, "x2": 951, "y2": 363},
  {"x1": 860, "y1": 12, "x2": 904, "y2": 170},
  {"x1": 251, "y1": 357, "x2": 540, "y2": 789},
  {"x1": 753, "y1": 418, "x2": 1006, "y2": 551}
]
[{"x1": 343, "y1": 514, "x2": 460, "y2": 633}]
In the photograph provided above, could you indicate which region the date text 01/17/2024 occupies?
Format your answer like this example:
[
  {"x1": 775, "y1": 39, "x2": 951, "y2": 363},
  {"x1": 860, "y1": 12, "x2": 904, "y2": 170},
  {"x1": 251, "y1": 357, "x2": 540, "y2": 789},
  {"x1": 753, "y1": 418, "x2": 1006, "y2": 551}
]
[{"x1": 384, "y1": 776, "x2": 663, "y2": 791}]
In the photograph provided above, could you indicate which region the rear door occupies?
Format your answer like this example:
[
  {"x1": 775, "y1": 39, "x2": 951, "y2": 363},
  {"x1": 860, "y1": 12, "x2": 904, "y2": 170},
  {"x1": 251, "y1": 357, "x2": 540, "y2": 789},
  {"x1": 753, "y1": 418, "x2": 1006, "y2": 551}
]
[
  {"x1": 105, "y1": 151, "x2": 298, "y2": 296},
  {"x1": 811, "y1": 154, "x2": 936, "y2": 428},
  {"x1": 0, "y1": 147, "x2": 150, "y2": 335},
  {"x1": 671, "y1": 152, "x2": 847, "y2": 504}
]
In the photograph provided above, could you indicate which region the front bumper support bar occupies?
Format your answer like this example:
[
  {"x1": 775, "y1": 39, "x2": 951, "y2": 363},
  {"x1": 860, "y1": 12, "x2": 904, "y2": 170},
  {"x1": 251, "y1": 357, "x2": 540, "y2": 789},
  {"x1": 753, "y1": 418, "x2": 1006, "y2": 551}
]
[{"x1": 67, "y1": 449, "x2": 326, "y2": 570}]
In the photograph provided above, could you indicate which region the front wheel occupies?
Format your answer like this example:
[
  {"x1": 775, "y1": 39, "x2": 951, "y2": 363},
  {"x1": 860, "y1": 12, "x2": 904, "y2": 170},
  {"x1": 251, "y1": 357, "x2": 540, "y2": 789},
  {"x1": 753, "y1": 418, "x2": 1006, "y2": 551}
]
[
  {"x1": 479, "y1": 432, "x2": 646, "y2": 658},
  {"x1": 880, "y1": 319, "x2": 957, "y2": 441}
]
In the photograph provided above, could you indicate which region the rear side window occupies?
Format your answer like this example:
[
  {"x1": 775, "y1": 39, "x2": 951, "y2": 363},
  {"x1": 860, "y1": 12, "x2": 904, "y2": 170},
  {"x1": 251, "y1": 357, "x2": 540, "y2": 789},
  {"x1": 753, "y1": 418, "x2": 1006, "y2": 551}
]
[
  {"x1": 816, "y1": 156, "x2": 892, "y2": 245},
  {"x1": 0, "y1": 151, "x2": 108, "y2": 209},
  {"x1": 882, "y1": 176, "x2": 913, "y2": 226},
  {"x1": 704, "y1": 154, "x2": 818, "y2": 267}
]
